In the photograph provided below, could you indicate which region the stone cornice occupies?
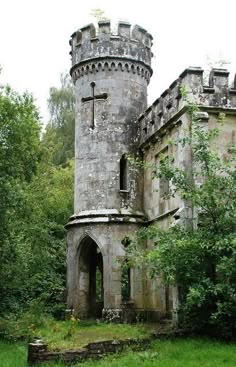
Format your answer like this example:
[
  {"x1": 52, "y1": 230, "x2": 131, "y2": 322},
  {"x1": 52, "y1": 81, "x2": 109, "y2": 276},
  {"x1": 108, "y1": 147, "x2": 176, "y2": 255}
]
[
  {"x1": 70, "y1": 57, "x2": 152, "y2": 84},
  {"x1": 65, "y1": 209, "x2": 145, "y2": 228}
]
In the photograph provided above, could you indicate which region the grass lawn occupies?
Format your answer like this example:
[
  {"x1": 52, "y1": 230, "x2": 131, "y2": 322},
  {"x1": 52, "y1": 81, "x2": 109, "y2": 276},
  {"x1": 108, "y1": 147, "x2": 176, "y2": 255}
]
[
  {"x1": 0, "y1": 340, "x2": 26, "y2": 367},
  {"x1": 1, "y1": 338, "x2": 236, "y2": 367},
  {"x1": 82, "y1": 338, "x2": 236, "y2": 367}
]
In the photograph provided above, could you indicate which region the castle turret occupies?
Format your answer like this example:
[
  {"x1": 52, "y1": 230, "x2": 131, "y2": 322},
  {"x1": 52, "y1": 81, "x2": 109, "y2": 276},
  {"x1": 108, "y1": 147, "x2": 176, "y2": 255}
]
[
  {"x1": 70, "y1": 21, "x2": 152, "y2": 216},
  {"x1": 66, "y1": 21, "x2": 153, "y2": 319}
]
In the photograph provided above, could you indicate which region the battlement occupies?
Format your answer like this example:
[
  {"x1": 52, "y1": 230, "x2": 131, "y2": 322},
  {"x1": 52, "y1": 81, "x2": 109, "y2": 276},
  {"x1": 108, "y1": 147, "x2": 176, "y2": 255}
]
[
  {"x1": 69, "y1": 21, "x2": 153, "y2": 82},
  {"x1": 139, "y1": 67, "x2": 236, "y2": 146}
]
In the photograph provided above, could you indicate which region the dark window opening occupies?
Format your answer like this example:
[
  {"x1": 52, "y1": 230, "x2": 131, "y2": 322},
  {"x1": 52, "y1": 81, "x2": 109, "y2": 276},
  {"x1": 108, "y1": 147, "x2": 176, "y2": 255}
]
[
  {"x1": 121, "y1": 262, "x2": 131, "y2": 302},
  {"x1": 121, "y1": 236, "x2": 131, "y2": 248},
  {"x1": 159, "y1": 155, "x2": 170, "y2": 198},
  {"x1": 120, "y1": 154, "x2": 128, "y2": 191},
  {"x1": 159, "y1": 174, "x2": 170, "y2": 198}
]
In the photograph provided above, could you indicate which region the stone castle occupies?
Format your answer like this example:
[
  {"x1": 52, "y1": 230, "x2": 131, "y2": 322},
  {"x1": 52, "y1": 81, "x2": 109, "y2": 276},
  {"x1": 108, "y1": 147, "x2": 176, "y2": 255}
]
[{"x1": 66, "y1": 20, "x2": 236, "y2": 321}]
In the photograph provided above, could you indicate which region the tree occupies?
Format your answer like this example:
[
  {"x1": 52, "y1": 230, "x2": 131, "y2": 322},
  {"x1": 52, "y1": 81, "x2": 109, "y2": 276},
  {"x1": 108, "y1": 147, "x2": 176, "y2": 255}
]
[
  {"x1": 126, "y1": 96, "x2": 236, "y2": 338},
  {"x1": 10, "y1": 156, "x2": 74, "y2": 317},
  {"x1": 0, "y1": 81, "x2": 74, "y2": 318},
  {"x1": 0, "y1": 84, "x2": 41, "y2": 312},
  {"x1": 43, "y1": 73, "x2": 75, "y2": 165}
]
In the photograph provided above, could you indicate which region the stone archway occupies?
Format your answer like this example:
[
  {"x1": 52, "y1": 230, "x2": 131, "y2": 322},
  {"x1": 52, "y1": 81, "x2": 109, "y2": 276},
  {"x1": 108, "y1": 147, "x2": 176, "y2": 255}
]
[{"x1": 77, "y1": 236, "x2": 104, "y2": 318}]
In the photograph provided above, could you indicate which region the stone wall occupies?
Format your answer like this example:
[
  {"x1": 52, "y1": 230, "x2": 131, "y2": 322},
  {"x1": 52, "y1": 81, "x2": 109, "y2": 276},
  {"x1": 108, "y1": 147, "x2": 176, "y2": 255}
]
[
  {"x1": 140, "y1": 68, "x2": 236, "y2": 226},
  {"x1": 137, "y1": 67, "x2": 236, "y2": 319},
  {"x1": 139, "y1": 67, "x2": 236, "y2": 147},
  {"x1": 28, "y1": 337, "x2": 152, "y2": 365}
]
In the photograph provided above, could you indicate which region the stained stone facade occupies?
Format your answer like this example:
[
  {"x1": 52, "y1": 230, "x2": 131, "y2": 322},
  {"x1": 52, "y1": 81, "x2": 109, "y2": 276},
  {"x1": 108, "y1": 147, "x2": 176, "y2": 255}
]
[{"x1": 66, "y1": 20, "x2": 236, "y2": 321}]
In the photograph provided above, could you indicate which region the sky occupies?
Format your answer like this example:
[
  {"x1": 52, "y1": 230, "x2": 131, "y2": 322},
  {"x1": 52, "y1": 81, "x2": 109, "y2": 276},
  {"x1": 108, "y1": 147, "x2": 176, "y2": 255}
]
[{"x1": 1, "y1": 0, "x2": 236, "y2": 122}]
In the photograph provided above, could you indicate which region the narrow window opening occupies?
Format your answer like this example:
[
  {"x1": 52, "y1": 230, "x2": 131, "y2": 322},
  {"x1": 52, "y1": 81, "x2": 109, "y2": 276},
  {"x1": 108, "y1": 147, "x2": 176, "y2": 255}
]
[
  {"x1": 154, "y1": 148, "x2": 170, "y2": 215},
  {"x1": 120, "y1": 154, "x2": 128, "y2": 191},
  {"x1": 121, "y1": 262, "x2": 131, "y2": 302},
  {"x1": 159, "y1": 155, "x2": 170, "y2": 198}
]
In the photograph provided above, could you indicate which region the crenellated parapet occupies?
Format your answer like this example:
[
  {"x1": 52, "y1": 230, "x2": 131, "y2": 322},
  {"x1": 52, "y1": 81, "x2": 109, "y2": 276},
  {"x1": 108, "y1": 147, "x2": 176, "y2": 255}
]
[
  {"x1": 139, "y1": 67, "x2": 236, "y2": 146},
  {"x1": 69, "y1": 21, "x2": 153, "y2": 83}
]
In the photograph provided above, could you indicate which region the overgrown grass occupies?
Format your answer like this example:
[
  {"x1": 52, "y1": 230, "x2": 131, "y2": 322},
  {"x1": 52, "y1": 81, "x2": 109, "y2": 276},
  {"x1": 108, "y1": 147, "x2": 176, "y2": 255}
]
[
  {"x1": 1, "y1": 338, "x2": 236, "y2": 367},
  {"x1": 0, "y1": 315, "x2": 152, "y2": 350},
  {"x1": 36, "y1": 319, "x2": 151, "y2": 350}
]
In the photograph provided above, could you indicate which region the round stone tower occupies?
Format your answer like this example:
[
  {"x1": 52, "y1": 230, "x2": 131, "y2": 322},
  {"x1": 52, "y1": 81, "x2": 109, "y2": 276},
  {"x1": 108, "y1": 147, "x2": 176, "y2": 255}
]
[{"x1": 66, "y1": 20, "x2": 153, "y2": 320}]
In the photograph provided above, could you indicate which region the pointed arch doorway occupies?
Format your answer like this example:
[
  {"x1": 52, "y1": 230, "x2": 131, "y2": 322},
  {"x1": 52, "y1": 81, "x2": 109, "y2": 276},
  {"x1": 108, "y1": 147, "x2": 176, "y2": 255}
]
[{"x1": 77, "y1": 236, "x2": 104, "y2": 318}]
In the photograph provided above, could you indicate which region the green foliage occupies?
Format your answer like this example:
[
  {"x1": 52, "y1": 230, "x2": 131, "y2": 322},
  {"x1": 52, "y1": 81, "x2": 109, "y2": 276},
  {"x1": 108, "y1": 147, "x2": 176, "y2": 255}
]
[
  {"x1": 0, "y1": 301, "x2": 49, "y2": 340},
  {"x1": 43, "y1": 73, "x2": 75, "y2": 165},
  {"x1": 0, "y1": 79, "x2": 74, "y2": 318},
  {"x1": 126, "y1": 102, "x2": 236, "y2": 338},
  {"x1": 96, "y1": 269, "x2": 103, "y2": 302},
  {"x1": 6, "y1": 157, "x2": 74, "y2": 317},
  {"x1": 0, "y1": 84, "x2": 41, "y2": 314},
  {"x1": 0, "y1": 84, "x2": 41, "y2": 242},
  {"x1": 0, "y1": 85, "x2": 41, "y2": 181}
]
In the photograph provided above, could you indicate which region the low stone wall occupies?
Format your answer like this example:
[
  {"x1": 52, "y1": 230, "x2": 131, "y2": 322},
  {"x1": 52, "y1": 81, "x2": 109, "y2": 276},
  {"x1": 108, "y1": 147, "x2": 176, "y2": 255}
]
[{"x1": 28, "y1": 337, "x2": 152, "y2": 365}]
